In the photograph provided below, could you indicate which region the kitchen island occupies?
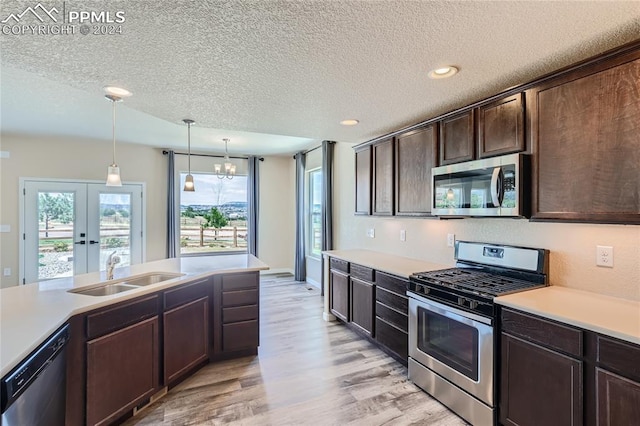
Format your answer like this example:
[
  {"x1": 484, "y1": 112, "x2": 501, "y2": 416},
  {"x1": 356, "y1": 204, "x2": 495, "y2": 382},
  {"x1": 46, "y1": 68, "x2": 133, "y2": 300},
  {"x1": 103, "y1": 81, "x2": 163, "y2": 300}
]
[{"x1": 1, "y1": 254, "x2": 268, "y2": 425}]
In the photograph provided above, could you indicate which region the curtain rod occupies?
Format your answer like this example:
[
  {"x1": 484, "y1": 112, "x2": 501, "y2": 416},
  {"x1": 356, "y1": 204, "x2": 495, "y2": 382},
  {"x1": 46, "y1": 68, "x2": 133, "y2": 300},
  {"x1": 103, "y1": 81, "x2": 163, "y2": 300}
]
[
  {"x1": 292, "y1": 140, "x2": 336, "y2": 159},
  {"x1": 163, "y1": 150, "x2": 264, "y2": 161}
]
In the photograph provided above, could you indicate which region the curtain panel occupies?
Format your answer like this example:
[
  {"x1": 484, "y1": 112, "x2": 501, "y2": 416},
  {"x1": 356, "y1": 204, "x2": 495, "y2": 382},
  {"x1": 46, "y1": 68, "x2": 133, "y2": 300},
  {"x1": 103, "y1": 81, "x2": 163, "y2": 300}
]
[
  {"x1": 247, "y1": 156, "x2": 260, "y2": 256},
  {"x1": 294, "y1": 151, "x2": 306, "y2": 281},
  {"x1": 166, "y1": 150, "x2": 178, "y2": 258}
]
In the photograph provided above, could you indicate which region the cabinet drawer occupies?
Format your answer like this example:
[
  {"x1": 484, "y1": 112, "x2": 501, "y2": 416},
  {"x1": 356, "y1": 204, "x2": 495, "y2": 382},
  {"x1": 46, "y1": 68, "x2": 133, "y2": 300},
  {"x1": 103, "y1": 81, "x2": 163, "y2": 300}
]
[
  {"x1": 597, "y1": 335, "x2": 640, "y2": 382},
  {"x1": 330, "y1": 258, "x2": 349, "y2": 274},
  {"x1": 87, "y1": 295, "x2": 159, "y2": 340},
  {"x1": 501, "y1": 308, "x2": 582, "y2": 357},
  {"x1": 350, "y1": 263, "x2": 374, "y2": 282},
  {"x1": 223, "y1": 289, "x2": 258, "y2": 307},
  {"x1": 221, "y1": 272, "x2": 258, "y2": 291},
  {"x1": 376, "y1": 287, "x2": 408, "y2": 314},
  {"x1": 375, "y1": 317, "x2": 408, "y2": 362},
  {"x1": 375, "y1": 272, "x2": 407, "y2": 296},
  {"x1": 222, "y1": 320, "x2": 259, "y2": 352},
  {"x1": 223, "y1": 305, "x2": 259, "y2": 324},
  {"x1": 376, "y1": 302, "x2": 408, "y2": 332},
  {"x1": 164, "y1": 279, "x2": 209, "y2": 311}
]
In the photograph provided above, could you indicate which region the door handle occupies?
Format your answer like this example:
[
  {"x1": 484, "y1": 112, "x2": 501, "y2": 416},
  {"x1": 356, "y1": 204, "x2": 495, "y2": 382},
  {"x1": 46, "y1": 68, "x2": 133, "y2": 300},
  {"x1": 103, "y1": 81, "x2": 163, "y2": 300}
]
[
  {"x1": 89, "y1": 240, "x2": 100, "y2": 245},
  {"x1": 490, "y1": 167, "x2": 504, "y2": 207},
  {"x1": 74, "y1": 241, "x2": 86, "y2": 245}
]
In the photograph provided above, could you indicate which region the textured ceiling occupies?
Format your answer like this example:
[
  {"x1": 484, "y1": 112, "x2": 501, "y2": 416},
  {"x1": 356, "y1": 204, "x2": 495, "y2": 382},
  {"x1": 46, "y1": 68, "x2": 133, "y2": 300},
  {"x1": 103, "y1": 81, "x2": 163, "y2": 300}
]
[{"x1": 1, "y1": 0, "x2": 639, "y2": 155}]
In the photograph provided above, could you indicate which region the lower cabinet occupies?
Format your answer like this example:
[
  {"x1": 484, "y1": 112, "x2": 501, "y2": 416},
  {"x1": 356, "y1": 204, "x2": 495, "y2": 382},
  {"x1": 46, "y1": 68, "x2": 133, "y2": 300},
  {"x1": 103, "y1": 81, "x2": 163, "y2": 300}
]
[
  {"x1": 350, "y1": 277, "x2": 374, "y2": 336},
  {"x1": 329, "y1": 269, "x2": 349, "y2": 322},
  {"x1": 86, "y1": 316, "x2": 159, "y2": 426},
  {"x1": 500, "y1": 307, "x2": 640, "y2": 426},
  {"x1": 217, "y1": 272, "x2": 260, "y2": 354},
  {"x1": 374, "y1": 272, "x2": 409, "y2": 364}
]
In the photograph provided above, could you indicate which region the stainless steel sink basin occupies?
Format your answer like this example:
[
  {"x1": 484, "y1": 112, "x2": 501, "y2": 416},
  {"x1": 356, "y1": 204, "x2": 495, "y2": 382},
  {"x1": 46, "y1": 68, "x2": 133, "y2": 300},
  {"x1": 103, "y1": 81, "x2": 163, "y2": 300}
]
[{"x1": 69, "y1": 272, "x2": 185, "y2": 296}]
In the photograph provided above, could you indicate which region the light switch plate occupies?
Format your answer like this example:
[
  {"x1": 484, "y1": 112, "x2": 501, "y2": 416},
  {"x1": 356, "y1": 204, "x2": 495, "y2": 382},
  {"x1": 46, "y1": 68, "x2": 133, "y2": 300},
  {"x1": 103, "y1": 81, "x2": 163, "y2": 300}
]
[
  {"x1": 3, "y1": 268, "x2": 10, "y2": 277},
  {"x1": 400, "y1": 230, "x2": 406, "y2": 241},
  {"x1": 367, "y1": 228, "x2": 375, "y2": 238},
  {"x1": 447, "y1": 233, "x2": 455, "y2": 247},
  {"x1": 596, "y1": 245, "x2": 613, "y2": 268}
]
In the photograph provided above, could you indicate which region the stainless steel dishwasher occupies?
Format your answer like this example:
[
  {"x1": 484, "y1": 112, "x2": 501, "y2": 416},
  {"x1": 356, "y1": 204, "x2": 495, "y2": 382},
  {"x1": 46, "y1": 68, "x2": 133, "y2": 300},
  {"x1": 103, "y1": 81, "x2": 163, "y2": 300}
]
[{"x1": 1, "y1": 324, "x2": 70, "y2": 426}]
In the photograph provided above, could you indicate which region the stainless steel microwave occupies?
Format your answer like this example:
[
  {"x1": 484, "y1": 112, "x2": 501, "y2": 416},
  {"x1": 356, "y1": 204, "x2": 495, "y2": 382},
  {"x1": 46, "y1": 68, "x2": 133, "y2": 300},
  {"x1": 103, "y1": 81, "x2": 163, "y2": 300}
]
[{"x1": 431, "y1": 153, "x2": 529, "y2": 217}]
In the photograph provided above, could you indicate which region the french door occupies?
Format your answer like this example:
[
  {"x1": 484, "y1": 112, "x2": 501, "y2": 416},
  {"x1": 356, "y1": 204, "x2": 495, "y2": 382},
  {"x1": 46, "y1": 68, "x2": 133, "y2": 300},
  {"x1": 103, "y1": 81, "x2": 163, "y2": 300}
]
[{"x1": 21, "y1": 180, "x2": 144, "y2": 284}]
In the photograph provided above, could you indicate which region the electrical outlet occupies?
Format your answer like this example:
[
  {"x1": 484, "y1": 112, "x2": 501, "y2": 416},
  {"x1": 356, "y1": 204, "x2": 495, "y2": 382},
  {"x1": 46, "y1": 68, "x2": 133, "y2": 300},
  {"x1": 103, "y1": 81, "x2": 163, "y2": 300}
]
[
  {"x1": 596, "y1": 246, "x2": 614, "y2": 268},
  {"x1": 3, "y1": 268, "x2": 10, "y2": 277},
  {"x1": 447, "y1": 233, "x2": 455, "y2": 247},
  {"x1": 367, "y1": 228, "x2": 375, "y2": 238},
  {"x1": 400, "y1": 230, "x2": 406, "y2": 241}
]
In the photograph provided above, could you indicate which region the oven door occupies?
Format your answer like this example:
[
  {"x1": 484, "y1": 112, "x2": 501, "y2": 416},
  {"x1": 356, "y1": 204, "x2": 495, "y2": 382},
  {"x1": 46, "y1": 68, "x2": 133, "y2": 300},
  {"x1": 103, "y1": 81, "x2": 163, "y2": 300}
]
[{"x1": 408, "y1": 292, "x2": 494, "y2": 405}]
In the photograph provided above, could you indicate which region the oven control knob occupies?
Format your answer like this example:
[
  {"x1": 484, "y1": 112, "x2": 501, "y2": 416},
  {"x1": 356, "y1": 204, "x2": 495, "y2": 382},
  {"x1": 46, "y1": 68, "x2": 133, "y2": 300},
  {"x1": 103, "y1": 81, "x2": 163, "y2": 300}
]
[
  {"x1": 470, "y1": 301, "x2": 479, "y2": 310},
  {"x1": 457, "y1": 297, "x2": 465, "y2": 306}
]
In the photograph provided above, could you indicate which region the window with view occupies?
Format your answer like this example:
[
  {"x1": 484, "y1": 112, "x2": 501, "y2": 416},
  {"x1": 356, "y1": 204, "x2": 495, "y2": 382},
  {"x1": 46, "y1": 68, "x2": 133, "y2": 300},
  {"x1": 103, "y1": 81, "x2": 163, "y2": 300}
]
[
  {"x1": 308, "y1": 169, "x2": 322, "y2": 257},
  {"x1": 180, "y1": 173, "x2": 248, "y2": 255}
]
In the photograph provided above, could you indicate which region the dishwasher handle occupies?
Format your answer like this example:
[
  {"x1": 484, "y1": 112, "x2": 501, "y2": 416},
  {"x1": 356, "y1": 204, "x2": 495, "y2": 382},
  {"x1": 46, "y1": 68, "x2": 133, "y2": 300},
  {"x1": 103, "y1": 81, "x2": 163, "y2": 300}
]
[{"x1": 1, "y1": 324, "x2": 69, "y2": 412}]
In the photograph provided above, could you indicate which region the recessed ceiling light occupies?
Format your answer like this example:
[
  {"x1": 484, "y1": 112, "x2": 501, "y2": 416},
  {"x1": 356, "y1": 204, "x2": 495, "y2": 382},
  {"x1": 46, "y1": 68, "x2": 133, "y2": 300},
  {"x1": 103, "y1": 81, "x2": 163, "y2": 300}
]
[
  {"x1": 428, "y1": 66, "x2": 459, "y2": 79},
  {"x1": 103, "y1": 86, "x2": 132, "y2": 97},
  {"x1": 340, "y1": 119, "x2": 360, "y2": 126}
]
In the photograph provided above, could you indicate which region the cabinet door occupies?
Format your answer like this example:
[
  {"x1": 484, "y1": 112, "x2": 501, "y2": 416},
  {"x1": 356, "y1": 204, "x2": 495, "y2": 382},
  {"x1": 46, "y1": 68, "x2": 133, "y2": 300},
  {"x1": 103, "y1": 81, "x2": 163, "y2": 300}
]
[
  {"x1": 395, "y1": 125, "x2": 438, "y2": 216},
  {"x1": 329, "y1": 270, "x2": 349, "y2": 322},
  {"x1": 596, "y1": 368, "x2": 640, "y2": 425},
  {"x1": 86, "y1": 317, "x2": 159, "y2": 426},
  {"x1": 372, "y1": 138, "x2": 394, "y2": 215},
  {"x1": 164, "y1": 297, "x2": 209, "y2": 385},
  {"x1": 478, "y1": 93, "x2": 525, "y2": 158},
  {"x1": 530, "y1": 53, "x2": 640, "y2": 223},
  {"x1": 350, "y1": 277, "x2": 374, "y2": 336},
  {"x1": 375, "y1": 317, "x2": 408, "y2": 364},
  {"x1": 500, "y1": 333, "x2": 583, "y2": 426},
  {"x1": 354, "y1": 146, "x2": 372, "y2": 215},
  {"x1": 439, "y1": 110, "x2": 475, "y2": 165}
]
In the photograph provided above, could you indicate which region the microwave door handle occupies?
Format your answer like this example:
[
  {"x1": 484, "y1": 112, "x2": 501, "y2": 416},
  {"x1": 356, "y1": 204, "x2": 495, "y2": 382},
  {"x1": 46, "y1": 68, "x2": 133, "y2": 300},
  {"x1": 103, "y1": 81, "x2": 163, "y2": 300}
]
[{"x1": 490, "y1": 167, "x2": 501, "y2": 207}]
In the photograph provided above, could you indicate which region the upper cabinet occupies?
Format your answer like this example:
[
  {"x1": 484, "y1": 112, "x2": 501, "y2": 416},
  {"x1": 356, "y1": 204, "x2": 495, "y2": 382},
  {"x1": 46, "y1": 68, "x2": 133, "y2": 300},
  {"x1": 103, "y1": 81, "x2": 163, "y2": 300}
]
[
  {"x1": 372, "y1": 138, "x2": 394, "y2": 216},
  {"x1": 477, "y1": 93, "x2": 525, "y2": 158},
  {"x1": 395, "y1": 125, "x2": 438, "y2": 216},
  {"x1": 529, "y1": 49, "x2": 640, "y2": 224},
  {"x1": 439, "y1": 110, "x2": 475, "y2": 165},
  {"x1": 354, "y1": 146, "x2": 371, "y2": 215}
]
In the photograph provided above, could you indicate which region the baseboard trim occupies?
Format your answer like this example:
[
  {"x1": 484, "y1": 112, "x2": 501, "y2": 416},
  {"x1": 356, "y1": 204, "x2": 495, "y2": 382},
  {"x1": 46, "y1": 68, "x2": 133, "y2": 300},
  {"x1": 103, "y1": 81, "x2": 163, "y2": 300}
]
[
  {"x1": 306, "y1": 277, "x2": 321, "y2": 288},
  {"x1": 260, "y1": 268, "x2": 294, "y2": 276}
]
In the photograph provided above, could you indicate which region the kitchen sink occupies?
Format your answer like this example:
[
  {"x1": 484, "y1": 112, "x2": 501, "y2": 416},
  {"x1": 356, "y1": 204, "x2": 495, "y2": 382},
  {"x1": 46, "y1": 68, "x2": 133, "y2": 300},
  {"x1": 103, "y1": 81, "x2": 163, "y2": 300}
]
[{"x1": 68, "y1": 272, "x2": 185, "y2": 296}]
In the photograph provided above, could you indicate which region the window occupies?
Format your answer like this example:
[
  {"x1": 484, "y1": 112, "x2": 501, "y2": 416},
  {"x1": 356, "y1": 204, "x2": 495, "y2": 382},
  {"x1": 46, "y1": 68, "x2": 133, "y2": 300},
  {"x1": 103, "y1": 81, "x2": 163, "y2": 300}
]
[
  {"x1": 308, "y1": 168, "x2": 322, "y2": 257},
  {"x1": 179, "y1": 173, "x2": 248, "y2": 255}
]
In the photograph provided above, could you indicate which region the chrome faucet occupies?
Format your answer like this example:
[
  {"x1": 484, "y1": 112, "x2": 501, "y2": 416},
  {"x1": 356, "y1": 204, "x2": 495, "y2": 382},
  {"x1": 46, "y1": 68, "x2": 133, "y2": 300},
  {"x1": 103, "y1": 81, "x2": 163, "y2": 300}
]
[{"x1": 106, "y1": 251, "x2": 121, "y2": 280}]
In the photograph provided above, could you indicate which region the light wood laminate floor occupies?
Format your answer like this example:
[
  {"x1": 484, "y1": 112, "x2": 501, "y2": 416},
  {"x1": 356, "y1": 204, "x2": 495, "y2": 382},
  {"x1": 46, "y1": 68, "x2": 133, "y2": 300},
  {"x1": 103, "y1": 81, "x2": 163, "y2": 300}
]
[{"x1": 125, "y1": 274, "x2": 467, "y2": 426}]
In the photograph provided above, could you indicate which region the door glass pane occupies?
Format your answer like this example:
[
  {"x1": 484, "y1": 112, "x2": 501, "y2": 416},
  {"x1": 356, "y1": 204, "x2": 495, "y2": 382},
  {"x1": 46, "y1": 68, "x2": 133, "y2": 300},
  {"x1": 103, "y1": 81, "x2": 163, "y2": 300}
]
[
  {"x1": 37, "y1": 191, "x2": 75, "y2": 280},
  {"x1": 99, "y1": 193, "x2": 131, "y2": 271},
  {"x1": 417, "y1": 307, "x2": 479, "y2": 380}
]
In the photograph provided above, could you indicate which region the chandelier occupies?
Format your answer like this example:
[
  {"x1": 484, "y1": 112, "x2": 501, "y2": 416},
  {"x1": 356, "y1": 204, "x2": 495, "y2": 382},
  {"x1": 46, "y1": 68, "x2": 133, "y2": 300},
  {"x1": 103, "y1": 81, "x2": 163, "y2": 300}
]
[{"x1": 214, "y1": 138, "x2": 236, "y2": 179}]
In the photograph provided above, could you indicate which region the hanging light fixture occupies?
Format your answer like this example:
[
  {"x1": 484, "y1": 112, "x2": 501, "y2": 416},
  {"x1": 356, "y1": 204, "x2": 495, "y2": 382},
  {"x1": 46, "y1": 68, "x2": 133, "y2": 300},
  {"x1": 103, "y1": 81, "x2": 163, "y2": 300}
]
[
  {"x1": 214, "y1": 138, "x2": 236, "y2": 179},
  {"x1": 105, "y1": 94, "x2": 124, "y2": 187},
  {"x1": 183, "y1": 119, "x2": 195, "y2": 192}
]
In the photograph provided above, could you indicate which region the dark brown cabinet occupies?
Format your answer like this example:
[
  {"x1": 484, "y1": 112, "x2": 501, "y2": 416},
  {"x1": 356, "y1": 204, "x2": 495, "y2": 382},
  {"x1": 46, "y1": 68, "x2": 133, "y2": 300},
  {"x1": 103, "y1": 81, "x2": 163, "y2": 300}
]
[
  {"x1": 439, "y1": 110, "x2": 475, "y2": 165},
  {"x1": 329, "y1": 269, "x2": 349, "y2": 322},
  {"x1": 478, "y1": 93, "x2": 525, "y2": 158},
  {"x1": 529, "y1": 49, "x2": 640, "y2": 224},
  {"x1": 500, "y1": 307, "x2": 640, "y2": 426},
  {"x1": 217, "y1": 272, "x2": 260, "y2": 354},
  {"x1": 372, "y1": 138, "x2": 394, "y2": 215},
  {"x1": 395, "y1": 125, "x2": 438, "y2": 216},
  {"x1": 163, "y1": 279, "x2": 210, "y2": 385},
  {"x1": 374, "y1": 272, "x2": 409, "y2": 364},
  {"x1": 86, "y1": 309, "x2": 160, "y2": 426},
  {"x1": 350, "y1": 264, "x2": 375, "y2": 337},
  {"x1": 354, "y1": 146, "x2": 372, "y2": 215}
]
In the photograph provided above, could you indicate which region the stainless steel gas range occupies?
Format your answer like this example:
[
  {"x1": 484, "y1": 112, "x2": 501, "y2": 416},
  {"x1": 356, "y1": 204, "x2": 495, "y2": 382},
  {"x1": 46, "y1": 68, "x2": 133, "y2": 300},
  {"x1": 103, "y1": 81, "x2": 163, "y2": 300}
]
[{"x1": 407, "y1": 241, "x2": 549, "y2": 426}]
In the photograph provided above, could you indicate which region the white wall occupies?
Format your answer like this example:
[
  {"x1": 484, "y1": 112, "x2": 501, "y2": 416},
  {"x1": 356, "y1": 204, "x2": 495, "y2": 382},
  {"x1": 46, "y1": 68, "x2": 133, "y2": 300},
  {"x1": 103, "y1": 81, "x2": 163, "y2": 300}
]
[
  {"x1": 0, "y1": 134, "x2": 295, "y2": 287},
  {"x1": 333, "y1": 142, "x2": 640, "y2": 301}
]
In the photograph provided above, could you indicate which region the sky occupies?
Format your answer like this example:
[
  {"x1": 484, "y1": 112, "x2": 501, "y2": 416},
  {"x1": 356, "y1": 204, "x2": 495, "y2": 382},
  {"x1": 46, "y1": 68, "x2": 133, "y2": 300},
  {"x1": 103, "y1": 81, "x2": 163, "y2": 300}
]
[{"x1": 180, "y1": 173, "x2": 247, "y2": 205}]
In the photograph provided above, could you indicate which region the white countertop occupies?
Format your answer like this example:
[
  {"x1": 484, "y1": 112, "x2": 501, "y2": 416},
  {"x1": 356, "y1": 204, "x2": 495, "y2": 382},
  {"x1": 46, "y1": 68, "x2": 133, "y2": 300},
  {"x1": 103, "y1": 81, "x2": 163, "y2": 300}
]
[
  {"x1": 322, "y1": 249, "x2": 449, "y2": 278},
  {"x1": 0, "y1": 254, "x2": 269, "y2": 377},
  {"x1": 496, "y1": 286, "x2": 640, "y2": 345}
]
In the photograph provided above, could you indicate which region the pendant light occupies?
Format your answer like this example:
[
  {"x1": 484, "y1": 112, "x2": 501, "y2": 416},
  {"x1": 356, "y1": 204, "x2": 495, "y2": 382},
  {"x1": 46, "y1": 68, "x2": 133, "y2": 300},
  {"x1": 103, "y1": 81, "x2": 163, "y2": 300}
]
[
  {"x1": 214, "y1": 138, "x2": 236, "y2": 179},
  {"x1": 105, "y1": 94, "x2": 123, "y2": 187},
  {"x1": 183, "y1": 119, "x2": 195, "y2": 191}
]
